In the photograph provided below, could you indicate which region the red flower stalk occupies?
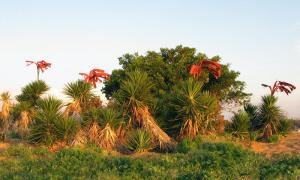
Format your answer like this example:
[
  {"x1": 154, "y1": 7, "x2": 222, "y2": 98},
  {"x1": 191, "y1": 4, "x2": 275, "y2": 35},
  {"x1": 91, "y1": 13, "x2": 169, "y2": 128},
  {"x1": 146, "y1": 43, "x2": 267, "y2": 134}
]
[
  {"x1": 79, "y1": 68, "x2": 110, "y2": 88},
  {"x1": 190, "y1": 60, "x2": 221, "y2": 79},
  {"x1": 262, "y1": 81, "x2": 296, "y2": 96},
  {"x1": 26, "y1": 60, "x2": 52, "y2": 80}
]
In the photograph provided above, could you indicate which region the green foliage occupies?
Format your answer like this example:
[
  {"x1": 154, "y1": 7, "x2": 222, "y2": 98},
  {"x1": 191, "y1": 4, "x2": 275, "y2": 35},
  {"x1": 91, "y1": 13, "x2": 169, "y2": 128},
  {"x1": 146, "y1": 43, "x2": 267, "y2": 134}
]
[
  {"x1": 227, "y1": 111, "x2": 250, "y2": 139},
  {"x1": 176, "y1": 135, "x2": 202, "y2": 153},
  {"x1": 266, "y1": 135, "x2": 280, "y2": 143},
  {"x1": 125, "y1": 129, "x2": 154, "y2": 153},
  {"x1": 278, "y1": 118, "x2": 292, "y2": 135},
  {"x1": 16, "y1": 80, "x2": 49, "y2": 106},
  {"x1": 29, "y1": 96, "x2": 79, "y2": 145},
  {"x1": 0, "y1": 142, "x2": 299, "y2": 179},
  {"x1": 171, "y1": 78, "x2": 218, "y2": 138},
  {"x1": 114, "y1": 71, "x2": 155, "y2": 111},
  {"x1": 63, "y1": 80, "x2": 94, "y2": 114},
  {"x1": 258, "y1": 95, "x2": 282, "y2": 139},
  {"x1": 244, "y1": 103, "x2": 260, "y2": 131}
]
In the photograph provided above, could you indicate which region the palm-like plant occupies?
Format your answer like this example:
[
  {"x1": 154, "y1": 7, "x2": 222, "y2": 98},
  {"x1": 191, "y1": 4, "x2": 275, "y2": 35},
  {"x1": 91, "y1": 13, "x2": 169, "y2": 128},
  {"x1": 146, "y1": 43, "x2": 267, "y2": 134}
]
[
  {"x1": 125, "y1": 129, "x2": 154, "y2": 153},
  {"x1": 29, "y1": 96, "x2": 79, "y2": 145},
  {"x1": 0, "y1": 92, "x2": 11, "y2": 140},
  {"x1": 258, "y1": 95, "x2": 282, "y2": 139},
  {"x1": 244, "y1": 103, "x2": 259, "y2": 131},
  {"x1": 12, "y1": 102, "x2": 33, "y2": 138},
  {"x1": 172, "y1": 78, "x2": 218, "y2": 139},
  {"x1": 16, "y1": 80, "x2": 49, "y2": 107},
  {"x1": 115, "y1": 71, "x2": 175, "y2": 150},
  {"x1": 98, "y1": 109, "x2": 122, "y2": 150},
  {"x1": 63, "y1": 80, "x2": 94, "y2": 116},
  {"x1": 82, "y1": 108, "x2": 123, "y2": 150},
  {"x1": 228, "y1": 111, "x2": 250, "y2": 139}
]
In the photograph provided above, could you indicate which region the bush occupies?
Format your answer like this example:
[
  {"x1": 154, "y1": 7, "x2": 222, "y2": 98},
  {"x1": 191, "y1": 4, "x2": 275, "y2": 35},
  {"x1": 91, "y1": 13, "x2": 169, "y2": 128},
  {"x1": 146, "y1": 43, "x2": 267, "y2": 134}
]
[
  {"x1": 278, "y1": 118, "x2": 292, "y2": 135},
  {"x1": 266, "y1": 135, "x2": 280, "y2": 143},
  {"x1": 176, "y1": 135, "x2": 202, "y2": 153},
  {"x1": 125, "y1": 129, "x2": 154, "y2": 153},
  {"x1": 227, "y1": 111, "x2": 250, "y2": 139}
]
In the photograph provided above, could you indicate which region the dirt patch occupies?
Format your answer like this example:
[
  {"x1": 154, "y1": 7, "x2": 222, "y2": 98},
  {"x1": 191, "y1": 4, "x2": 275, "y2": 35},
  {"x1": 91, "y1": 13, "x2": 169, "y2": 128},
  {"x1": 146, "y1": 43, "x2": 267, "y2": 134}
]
[
  {"x1": 250, "y1": 132, "x2": 300, "y2": 156},
  {"x1": 0, "y1": 143, "x2": 10, "y2": 152}
]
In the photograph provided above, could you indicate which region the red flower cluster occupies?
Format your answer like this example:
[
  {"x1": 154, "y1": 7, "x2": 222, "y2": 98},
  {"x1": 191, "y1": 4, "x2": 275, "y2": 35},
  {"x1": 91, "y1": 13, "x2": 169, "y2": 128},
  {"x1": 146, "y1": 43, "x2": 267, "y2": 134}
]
[
  {"x1": 26, "y1": 60, "x2": 52, "y2": 72},
  {"x1": 79, "y1": 69, "x2": 110, "y2": 88},
  {"x1": 262, "y1": 81, "x2": 296, "y2": 96},
  {"x1": 190, "y1": 60, "x2": 221, "y2": 79}
]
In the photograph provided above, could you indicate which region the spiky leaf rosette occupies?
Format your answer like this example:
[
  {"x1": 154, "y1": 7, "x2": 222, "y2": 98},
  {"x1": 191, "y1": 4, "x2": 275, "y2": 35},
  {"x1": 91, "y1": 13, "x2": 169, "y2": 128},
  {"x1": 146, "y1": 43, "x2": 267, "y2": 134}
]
[
  {"x1": 29, "y1": 96, "x2": 79, "y2": 145},
  {"x1": 12, "y1": 102, "x2": 33, "y2": 138},
  {"x1": 228, "y1": 111, "x2": 250, "y2": 139},
  {"x1": 16, "y1": 80, "x2": 49, "y2": 107},
  {"x1": 125, "y1": 129, "x2": 154, "y2": 153},
  {"x1": 258, "y1": 95, "x2": 282, "y2": 139},
  {"x1": 64, "y1": 80, "x2": 94, "y2": 115},
  {"x1": 172, "y1": 78, "x2": 218, "y2": 139},
  {"x1": 115, "y1": 71, "x2": 176, "y2": 150},
  {"x1": 0, "y1": 91, "x2": 11, "y2": 121}
]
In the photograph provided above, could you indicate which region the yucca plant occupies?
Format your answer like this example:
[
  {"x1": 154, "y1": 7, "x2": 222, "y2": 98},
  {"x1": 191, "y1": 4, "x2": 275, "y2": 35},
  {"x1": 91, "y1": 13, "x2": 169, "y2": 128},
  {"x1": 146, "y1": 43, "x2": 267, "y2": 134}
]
[
  {"x1": 228, "y1": 111, "x2": 250, "y2": 139},
  {"x1": 258, "y1": 95, "x2": 282, "y2": 139},
  {"x1": 16, "y1": 80, "x2": 49, "y2": 107},
  {"x1": 98, "y1": 108, "x2": 123, "y2": 150},
  {"x1": 63, "y1": 80, "x2": 94, "y2": 116},
  {"x1": 115, "y1": 71, "x2": 175, "y2": 150},
  {"x1": 172, "y1": 78, "x2": 218, "y2": 140},
  {"x1": 12, "y1": 102, "x2": 33, "y2": 138},
  {"x1": 82, "y1": 108, "x2": 123, "y2": 150},
  {"x1": 29, "y1": 96, "x2": 79, "y2": 145},
  {"x1": 125, "y1": 129, "x2": 154, "y2": 153},
  {"x1": 0, "y1": 92, "x2": 11, "y2": 140},
  {"x1": 244, "y1": 103, "x2": 259, "y2": 131}
]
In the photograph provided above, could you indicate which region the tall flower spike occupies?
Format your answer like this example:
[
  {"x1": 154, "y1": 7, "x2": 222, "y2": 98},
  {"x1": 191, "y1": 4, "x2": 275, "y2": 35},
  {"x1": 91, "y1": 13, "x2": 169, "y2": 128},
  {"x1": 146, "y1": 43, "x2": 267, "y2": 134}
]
[
  {"x1": 79, "y1": 68, "x2": 110, "y2": 88},
  {"x1": 26, "y1": 60, "x2": 51, "y2": 80},
  {"x1": 262, "y1": 81, "x2": 296, "y2": 96}
]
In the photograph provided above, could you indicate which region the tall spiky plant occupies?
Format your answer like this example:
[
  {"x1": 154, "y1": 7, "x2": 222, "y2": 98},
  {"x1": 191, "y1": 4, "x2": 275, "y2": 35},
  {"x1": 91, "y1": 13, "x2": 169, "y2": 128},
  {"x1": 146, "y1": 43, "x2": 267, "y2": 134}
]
[
  {"x1": 16, "y1": 80, "x2": 49, "y2": 107},
  {"x1": 228, "y1": 111, "x2": 250, "y2": 139},
  {"x1": 63, "y1": 80, "x2": 94, "y2": 116},
  {"x1": 258, "y1": 95, "x2": 282, "y2": 139},
  {"x1": 0, "y1": 92, "x2": 11, "y2": 140},
  {"x1": 98, "y1": 108, "x2": 123, "y2": 150},
  {"x1": 172, "y1": 78, "x2": 218, "y2": 139},
  {"x1": 115, "y1": 71, "x2": 175, "y2": 150},
  {"x1": 29, "y1": 96, "x2": 79, "y2": 145},
  {"x1": 12, "y1": 102, "x2": 32, "y2": 138}
]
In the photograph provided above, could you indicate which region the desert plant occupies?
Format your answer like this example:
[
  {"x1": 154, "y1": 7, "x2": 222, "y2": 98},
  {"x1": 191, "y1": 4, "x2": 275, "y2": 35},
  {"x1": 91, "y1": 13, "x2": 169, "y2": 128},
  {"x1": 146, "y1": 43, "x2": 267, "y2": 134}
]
[
  {"x1": 63, "y1": 80, "x2": 94, "y2": 116},
  {"x1": 278, "y1": 118, "x2": 292, "y2": 135},
  {"x1": 172, "y1": 78, "x2": 218, "y2": 139},
  {"x1": 16, "y1": 80, "x2": 49, "y2": 107},
  {"x1": 98, "y1": 108, "x2": 122, "y2": 150},
  {"x1": 244, "y1": 103, "x2": 260, "y2": 131},
  {"x1": 228, "y1": 111, "x2": 250, "y2": 139},
  {"x1": 125, "y1": 129, "x2": 154, "y2": 153},
  {"x1": 29, "y1": 96, "x2": 79, "y2": 145},
  {"x1": 115, "y1": 71, "x2": 175, "y2": 150},
  {"x1": 258, "y1": 95, "x2": 282, "y2": 139},
  {"x1": 12, "y1": 102, "x2": 33, "y2": 138},
  {"x1": 0, "y1": 92, "x2": 11, "y2": 140}
]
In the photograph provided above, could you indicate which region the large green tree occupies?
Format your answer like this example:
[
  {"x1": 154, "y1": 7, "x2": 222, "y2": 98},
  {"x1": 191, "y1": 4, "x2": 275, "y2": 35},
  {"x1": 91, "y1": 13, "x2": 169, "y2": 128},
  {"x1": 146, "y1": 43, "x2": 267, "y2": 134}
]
[{"x1": 103, "y1": 45, "x2": 250, "y2": 104}]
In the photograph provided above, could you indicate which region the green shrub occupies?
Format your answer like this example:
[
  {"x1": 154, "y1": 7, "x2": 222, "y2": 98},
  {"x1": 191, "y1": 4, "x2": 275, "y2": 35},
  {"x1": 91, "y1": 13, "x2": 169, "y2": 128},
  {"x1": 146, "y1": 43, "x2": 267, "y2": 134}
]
[
  {"x1": 227, "y1": 111, "x2": 250, "y2": 139},
  {"x1": 278, "y1": 118, "x2": 292, "y2": 135},
  {"x1": 176, "y1": 135, "x2": 202, "y2": 153},
  {"x1": 125, "y1": 129, "x2": 154, "y2": 153},
  {"x1": 266, "y1": 135, "x2": 280, "y2": 143}
]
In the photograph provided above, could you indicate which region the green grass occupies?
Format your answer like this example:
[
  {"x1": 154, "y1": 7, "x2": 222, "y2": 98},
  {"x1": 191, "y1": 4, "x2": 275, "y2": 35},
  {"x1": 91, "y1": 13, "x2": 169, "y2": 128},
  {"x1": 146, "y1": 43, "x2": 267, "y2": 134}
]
[{"x1": 0, "y1": 142, "x2": 299, "y2": 179}]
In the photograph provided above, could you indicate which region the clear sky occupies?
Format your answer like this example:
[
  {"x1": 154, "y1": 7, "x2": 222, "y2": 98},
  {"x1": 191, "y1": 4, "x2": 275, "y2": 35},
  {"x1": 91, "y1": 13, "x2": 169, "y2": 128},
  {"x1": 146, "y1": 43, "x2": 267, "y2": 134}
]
[{"x1": 0, "y1": 0, "x2": 299, "y2": 118}]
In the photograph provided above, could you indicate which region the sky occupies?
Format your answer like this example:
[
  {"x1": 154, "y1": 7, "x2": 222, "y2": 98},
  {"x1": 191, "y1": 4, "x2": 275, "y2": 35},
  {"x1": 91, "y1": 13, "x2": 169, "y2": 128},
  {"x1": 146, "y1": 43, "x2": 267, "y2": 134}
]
[{"x1": 0, "y1": 0, "x2": 299, "y2": 118}]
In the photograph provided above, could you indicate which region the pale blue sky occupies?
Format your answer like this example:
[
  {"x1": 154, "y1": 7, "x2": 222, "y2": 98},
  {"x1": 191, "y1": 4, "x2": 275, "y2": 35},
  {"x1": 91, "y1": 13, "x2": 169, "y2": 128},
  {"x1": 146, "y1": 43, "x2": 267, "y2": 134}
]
[{"x1": 0, "y1": 0, "x2": 299, "y2": 118}]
